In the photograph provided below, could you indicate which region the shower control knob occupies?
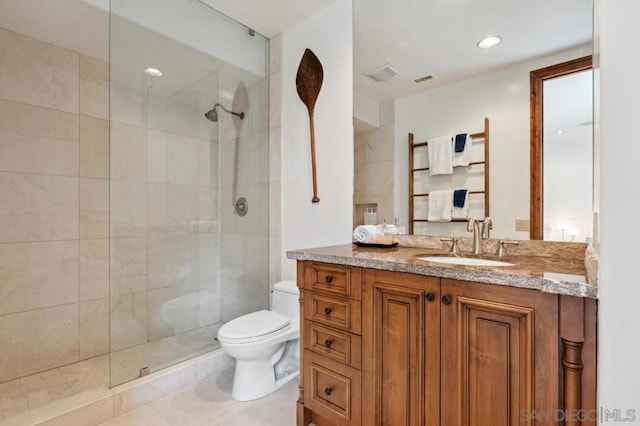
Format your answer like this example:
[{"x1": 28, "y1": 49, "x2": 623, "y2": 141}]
[
  {"x1": 324, "y1": 387, "x2": 333, "y2": 396},
  {"x1": 325, "y1": 275, "x2": 333, "y2": 283},
  {"x1": 324, "y1": 339, "x2": 333, "y2": 348},
  {"x1": 324, "y1": 307, "x2": 332, "y2": 315}
]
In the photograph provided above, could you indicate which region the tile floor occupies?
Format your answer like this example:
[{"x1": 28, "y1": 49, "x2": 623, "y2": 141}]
[
  {"x1": 0, "y1": 323, "x2": 222, "y2": 422},
  {"x1": 0, "y1": 356, "x2": 110, "y2": 421},
  {"x1": 99, "y1": 367, "x2": 298, "y2": 426}
]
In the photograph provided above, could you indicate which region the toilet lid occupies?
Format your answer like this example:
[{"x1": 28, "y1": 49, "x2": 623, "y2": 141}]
[{"x1": 218, "y1": 310, "x2": 291, "y2": 340}]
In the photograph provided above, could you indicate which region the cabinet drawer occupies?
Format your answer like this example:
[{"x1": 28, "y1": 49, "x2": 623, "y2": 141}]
[
  {"x1": 303, "y1": 350, "x2": 361, "y2": 426},
  {"x1": 305, "y1": 262, "x2": 361, "y2": 300},
  {"x1": 304, "y1": 292, "x2": 361, "y2": 334},
  {"x1": 304, "y1": 321, "x2": 361, "y2": 369}
]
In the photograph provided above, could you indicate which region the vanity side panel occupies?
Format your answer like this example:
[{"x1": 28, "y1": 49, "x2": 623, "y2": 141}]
[{"x1": 297, "y1": 260, "x2": 313, "y2": 426}]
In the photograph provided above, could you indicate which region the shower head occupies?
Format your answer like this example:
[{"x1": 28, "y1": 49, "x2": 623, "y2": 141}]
[{"x1": 204, "y1": 103, "x2": 245, "y2": 122}]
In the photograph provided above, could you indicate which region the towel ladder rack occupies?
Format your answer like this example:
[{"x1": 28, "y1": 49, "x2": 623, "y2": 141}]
[{"x1": 408, "y1": 117, "x2": 490, "y2": 234}]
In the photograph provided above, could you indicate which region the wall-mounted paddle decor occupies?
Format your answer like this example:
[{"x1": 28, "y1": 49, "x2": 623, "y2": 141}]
[{"x1": 296, "y1": 48, "x2": 324, "y2": 203}]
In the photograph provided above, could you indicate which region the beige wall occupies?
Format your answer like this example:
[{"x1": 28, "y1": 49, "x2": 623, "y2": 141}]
[
  {"x1": 354, "y1": 100, "x2": 395, "y2": 227},
  {"x1": 0, "y1": 27, "x2": 110, "y2": 382}
]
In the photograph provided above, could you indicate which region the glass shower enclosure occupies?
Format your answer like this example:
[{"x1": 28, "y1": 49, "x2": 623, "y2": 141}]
[{"x1": 109, "y1": 0, "x2": 270, "y2": 386}]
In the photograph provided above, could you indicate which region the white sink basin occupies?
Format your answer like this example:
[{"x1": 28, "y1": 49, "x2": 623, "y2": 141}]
[{"x1": 417, "y1": 256, "x2": 515, "y2": 267}]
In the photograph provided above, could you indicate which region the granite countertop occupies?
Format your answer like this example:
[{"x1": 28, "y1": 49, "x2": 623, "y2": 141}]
[{"x1": 287, "y1": 243, "x2": 598, "y2": 299}]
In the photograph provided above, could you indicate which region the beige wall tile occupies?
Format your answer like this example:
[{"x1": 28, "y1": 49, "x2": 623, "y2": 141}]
[
  {"x1": 0, "y1": 100, "x2": 79, "y2": 176},
  {"x1": 148, "y1": 129, "x2": 168, "y2": 183},
  {"x1": 0, "y1": 241, "x2": 79, "y2": 315},
  {"x1": 80, "y1": 55, "x2": 109, "y2": 120},
  {"x1": 0, "y1": 29, "x2": 79, "y2": 113},
  {"x1": 111, "y1": 122, "x2": 147, "y2": 181},
  {"x1": 80, "y1": 298, "x2": 109, "y2": 360},
  {"x1": 269, "y1": 126, "x2": 281, "y2": 183},
  {"x1": 147, "y1": 282, "x2": 199, "y2": 341},
  {"x1": 167, "y1": 134, "x2": 198, "y2": 185},
  {"x1": 110, "y1": 65, "x2": 146, "y2": 127},
  {"x1": 148, "y1": 183, "x2": 168, "y2": 232},
  {"x1": 198, "y1": 140, "x2": 218, "y2": 188},
  {"x1": 0, "y1": 304, "x2": 79, "y2": 383},
  {"x1": 0, "y1": 172, "x2": 78, "y2": 242},
  {"x1": 80, "y1": 239, "x2": 109, "y2": 301},
  {"x1": 166, "y1": 88, "x2": 199, "y2": 138},
  {"x1": 80, "y1": 116, "x2": 109, "y2": 179},
  {"x1": 110, "y1": 237, "x2": 147, "y2": 296},
  {"x1": 110, "y1": 180, "x2": 147, "y2": 237},
  {"x1": 110, "y1": 292, "x2": 147, "y2": 351},
  {"x1": 80, "y1": 178, "x2": 109, "y2": 239},
  {"x1": 167, "y1": 184, "x2": 198, "y2": 231},
  {"x1": 148, "y1": 234, "x2": 198, "y2": 290},
  {"x1": 198, "y1": 234, "x2": 220, "y2": 282},
  {"x1": 198, "y1": 279, "x2": 221, "y2": 327},
  {"x1": 198, "y1": 187, "x2": 218, "y2": 233}
]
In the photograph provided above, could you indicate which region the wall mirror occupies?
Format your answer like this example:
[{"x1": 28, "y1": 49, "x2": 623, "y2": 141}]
[{"x1": 353, "y1": 0, "x2": 594, "y2": 241}]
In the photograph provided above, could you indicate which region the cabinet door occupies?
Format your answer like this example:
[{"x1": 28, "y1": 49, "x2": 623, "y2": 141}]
[
  {"x1": 362, "y1": 269, "x2": 440, "y2": 426},
  {"x1": 440, "y1": 279, "x2": 559, "y2": 426}
]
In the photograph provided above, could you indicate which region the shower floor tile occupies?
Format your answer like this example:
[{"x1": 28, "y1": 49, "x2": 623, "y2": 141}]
[{"x1": 0, "y1": 324, "x2": 221, "y2": 422}]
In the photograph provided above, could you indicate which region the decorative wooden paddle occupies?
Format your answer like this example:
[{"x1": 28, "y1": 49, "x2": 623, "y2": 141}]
[{"x1": 296, "y1": 48, "x2": 324, "y2": 203}]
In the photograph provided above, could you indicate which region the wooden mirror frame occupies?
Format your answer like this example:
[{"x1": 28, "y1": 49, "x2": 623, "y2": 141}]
[{"x1": 529, "y1": 55, "x2": 593, "y2": 240}]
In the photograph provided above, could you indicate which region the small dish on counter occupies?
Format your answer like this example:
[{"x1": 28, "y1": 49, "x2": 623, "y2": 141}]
[{"x1": 353, "y1": 241, "x2": 399, "y2": 248}]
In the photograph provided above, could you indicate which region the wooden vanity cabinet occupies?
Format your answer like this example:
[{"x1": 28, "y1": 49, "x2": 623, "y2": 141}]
[
  {"x1": 299, "y1": 261, "x2": 363, "y2": 426},
  {"x1": 297, "y1": 261, "x2": 596, "y2": 426}
]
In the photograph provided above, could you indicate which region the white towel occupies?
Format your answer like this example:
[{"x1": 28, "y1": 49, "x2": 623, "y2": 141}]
[
  {"x1": 453, "y1": 133, "x2": 472, "y2": 167},
  {"x1": 353, "y1": 225, "x2": 378, "y2": 243},
  {"x1": 452, "y1": 190, "x2": 470, "y2": 220},
  {"x1": 427, "y1": 190, "x2": 453, "y2": 222},
  {"x1": 428, "y1": 135, "x2": 453, "y2": 175}
]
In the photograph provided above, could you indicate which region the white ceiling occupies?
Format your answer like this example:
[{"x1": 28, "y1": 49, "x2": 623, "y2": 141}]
[
  {"x1": 354, "y1": 0, "x2": 593, "y2": 103},
  {"x1": 197, "y1": 0, "x2": 339, "y2": 38}
]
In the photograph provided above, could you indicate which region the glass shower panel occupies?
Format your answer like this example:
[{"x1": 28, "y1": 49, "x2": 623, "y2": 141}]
[{"x1": 109, "y1": 0, "x2": 269, "y2": 386}]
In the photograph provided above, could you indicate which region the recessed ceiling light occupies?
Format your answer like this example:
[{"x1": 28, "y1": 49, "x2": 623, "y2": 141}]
[
  {"x1": 477, "y1": 35, "x2": 502, "y2": 49},
  {"x1": 144, "y1": 67, "x2": 163, "y2": 77}
]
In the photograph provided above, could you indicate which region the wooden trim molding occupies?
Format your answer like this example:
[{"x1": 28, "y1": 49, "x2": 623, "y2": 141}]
[{"x1": 529, "y1": 55, "x2": 592, "y2": 239}]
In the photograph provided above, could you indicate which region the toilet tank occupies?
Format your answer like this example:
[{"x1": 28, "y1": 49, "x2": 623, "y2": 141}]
[{"x1": 271, "y1": 281, "x2": 299, "y2": 321}]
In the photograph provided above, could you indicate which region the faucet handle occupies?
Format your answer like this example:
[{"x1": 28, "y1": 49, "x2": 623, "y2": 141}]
[
  {"x1": 466, "y1": 217, "x2": 476, "y2": 233},
  {"x1": 481, "y1": 217, "x2": 493, "y2": 239},
  {"x1": 440, "y1": 237, "x2": 460, "y2": 255},
  {"x1": 498, "y1": 239, "x2": 520, "y2": 257}
]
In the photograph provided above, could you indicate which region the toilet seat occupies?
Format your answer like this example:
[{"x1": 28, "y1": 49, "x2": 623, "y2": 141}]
[{"x1": 218, "y1": 310, "x2": 292, "y2": 343}]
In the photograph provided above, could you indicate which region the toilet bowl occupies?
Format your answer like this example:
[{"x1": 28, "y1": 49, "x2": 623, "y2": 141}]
[{"x1": 217, "y1": 280, "x2": 300, "y2": 401}]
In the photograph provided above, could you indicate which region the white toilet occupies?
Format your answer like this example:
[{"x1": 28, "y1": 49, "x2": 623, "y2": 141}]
[{"x1": 217, "y1": 280, "x2": 300, "y2": 401}]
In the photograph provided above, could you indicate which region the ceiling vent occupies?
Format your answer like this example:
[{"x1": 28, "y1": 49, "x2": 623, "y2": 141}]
[
  {"x1": 414, "y1": 75, "x2": 433, "y2": 83},
  {"x1": 363, "y1": 63, "x2": 398, "y2": 82}
]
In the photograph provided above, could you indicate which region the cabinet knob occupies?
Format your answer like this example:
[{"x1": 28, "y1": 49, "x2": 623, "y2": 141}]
[
  {"x1": 425, "y1": 292, "x2": 435, "y2": 302},
  {"x1": 324, "y1": 307, "x2": 332, "y2": 315},
  {"x1": 442, "y1": 295, "x2": 452, "y2": 305},
  {"x1": 324, "y1": 387, "x2": 333, "y2": 396},
  {"x1": 324, "y1": 339, "x2": 333, "y2": 348},
  {"x1": 325, "y1": 275, "x2": 333, "y2": 283}
]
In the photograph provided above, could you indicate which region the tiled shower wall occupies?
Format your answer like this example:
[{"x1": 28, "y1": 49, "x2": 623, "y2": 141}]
[
  {"x1": 353, "y1": 100, "x2": 395, "y2": 226},
  {"x1": 0, "y1": 27, "x2": 110, "y2": 382}
]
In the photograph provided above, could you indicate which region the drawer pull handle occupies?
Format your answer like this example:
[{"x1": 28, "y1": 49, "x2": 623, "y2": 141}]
[
  {"x1": 324, "y1": 307, "x2": 332, "y2": 315},
  {"x1": 442, "y1": 295, "x2": 452, "y2": 305},
  {"x1": 324, "y1": 387, "x2": 333, "y2": 396},
  {"x1": 324, "y1": 339, "x2": 333, "y2": 348},
  {"x1": 425, "y1": 292, "x2": 435, "y2": 302},
  {"x1": 325, "y1": 275, "x2": 333, "y2": 283}
]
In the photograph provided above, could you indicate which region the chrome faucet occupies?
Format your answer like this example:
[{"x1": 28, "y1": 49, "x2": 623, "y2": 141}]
[{"x1": 467, "y1": 217, "x2": 482, "y2": 254}]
